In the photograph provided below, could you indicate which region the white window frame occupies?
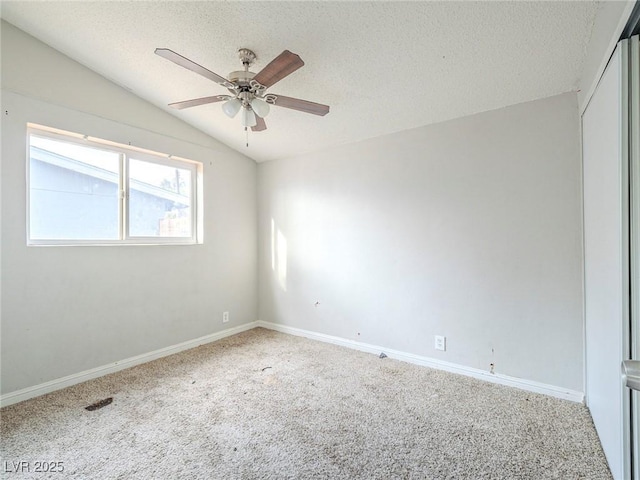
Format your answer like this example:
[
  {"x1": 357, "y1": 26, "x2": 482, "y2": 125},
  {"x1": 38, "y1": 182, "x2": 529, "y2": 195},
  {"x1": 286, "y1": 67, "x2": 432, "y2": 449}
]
[{"x1": 27, "y1": 124, "x2": 201, "y2": 246}]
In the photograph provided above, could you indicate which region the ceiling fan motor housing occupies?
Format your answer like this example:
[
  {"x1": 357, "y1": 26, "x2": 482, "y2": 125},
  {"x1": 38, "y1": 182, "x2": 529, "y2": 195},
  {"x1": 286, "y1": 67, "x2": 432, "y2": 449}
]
[{"x1": 228, "y1": 70, "x2": 256, "y2": 85}]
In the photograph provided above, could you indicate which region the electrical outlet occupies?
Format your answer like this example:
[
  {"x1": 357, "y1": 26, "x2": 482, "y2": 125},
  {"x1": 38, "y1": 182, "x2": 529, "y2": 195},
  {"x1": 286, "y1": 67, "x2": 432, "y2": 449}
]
[
  {"x1": 434, "y1": 335, "x2": 446, "y2": 351},
  {"x1": 222, "y1": 311, "x2": 229, "y2": 323}
]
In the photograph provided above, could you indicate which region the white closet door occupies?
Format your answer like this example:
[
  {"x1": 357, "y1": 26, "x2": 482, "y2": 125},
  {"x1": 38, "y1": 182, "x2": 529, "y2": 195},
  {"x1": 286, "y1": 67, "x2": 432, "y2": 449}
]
[
  {"x1": 583, "y1": 41, "x2": 631, "y2": 480},
  {"x1": 629, "y1": 34, "x2": 639, "y2": 480}
]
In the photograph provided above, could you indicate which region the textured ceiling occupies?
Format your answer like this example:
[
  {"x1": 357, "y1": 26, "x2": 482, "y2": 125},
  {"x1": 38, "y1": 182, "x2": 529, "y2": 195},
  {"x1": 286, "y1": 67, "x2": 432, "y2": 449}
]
[{"x1": 1, "y1": 1, "x2": 599, "y2": 162}]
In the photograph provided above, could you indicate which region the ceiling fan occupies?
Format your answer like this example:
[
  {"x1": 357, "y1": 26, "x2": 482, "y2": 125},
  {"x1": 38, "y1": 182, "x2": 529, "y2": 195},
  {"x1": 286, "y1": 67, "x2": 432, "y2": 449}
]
[{"x1": 155, "y1": 47, "x2": 330, "y2": 132}]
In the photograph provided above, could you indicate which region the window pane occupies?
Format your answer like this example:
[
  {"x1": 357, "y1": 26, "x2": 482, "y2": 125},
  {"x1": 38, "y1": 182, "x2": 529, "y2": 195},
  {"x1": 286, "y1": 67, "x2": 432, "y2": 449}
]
[
  {"x1": 128, "y1": 158, "x2": 192, "y2": 237},
  {"x1": 29, "y1": 135, "x2": 120, "y2": 240}
]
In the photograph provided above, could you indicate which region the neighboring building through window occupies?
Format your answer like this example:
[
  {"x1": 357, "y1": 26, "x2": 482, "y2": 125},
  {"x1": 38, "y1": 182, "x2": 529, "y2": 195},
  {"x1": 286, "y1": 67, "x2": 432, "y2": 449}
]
[{"x1": 27, "y1": 124, "x2": 201, "y2": 245}]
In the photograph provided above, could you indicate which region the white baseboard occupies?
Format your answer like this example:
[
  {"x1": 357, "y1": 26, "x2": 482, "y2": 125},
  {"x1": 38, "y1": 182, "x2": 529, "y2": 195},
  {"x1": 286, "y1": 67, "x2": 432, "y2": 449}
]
[
  {"x1": 255, "y1": 321, "x2": 584, "y2": 403},
  {"x1": 2, "y1": 320, "x2": 584, "y2": 408},
  {"x1": 0, "y1": 322, "x2": 259, "y2": 408}
]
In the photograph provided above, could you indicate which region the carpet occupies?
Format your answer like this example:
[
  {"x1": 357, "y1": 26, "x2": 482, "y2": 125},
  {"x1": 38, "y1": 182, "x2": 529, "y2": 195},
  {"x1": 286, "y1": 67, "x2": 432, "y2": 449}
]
[{"x1": 0, "y1": 328, "x2": 611, "y2": 479}]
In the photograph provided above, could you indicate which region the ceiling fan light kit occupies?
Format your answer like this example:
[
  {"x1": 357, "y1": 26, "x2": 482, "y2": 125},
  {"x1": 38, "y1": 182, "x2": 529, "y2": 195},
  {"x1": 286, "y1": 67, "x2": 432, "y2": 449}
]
[
  {"x1": 241, "y1": 107, "x2": 257, "y2": 128},
  {"x1": 250, "y1": 97, "x2": 270, "y2": 118},
  {"x1": 222, "y1": 97, "x2": 242, "y2": 118},
  {"x1": 155, "y1": 47, "x2": 330, "y2": 134}
]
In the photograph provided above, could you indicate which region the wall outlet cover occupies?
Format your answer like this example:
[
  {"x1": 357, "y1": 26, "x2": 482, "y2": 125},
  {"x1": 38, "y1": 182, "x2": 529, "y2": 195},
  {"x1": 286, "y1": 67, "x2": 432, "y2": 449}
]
[{"x1": 435, "y1": 335, "x2": 446, "y2": 351}]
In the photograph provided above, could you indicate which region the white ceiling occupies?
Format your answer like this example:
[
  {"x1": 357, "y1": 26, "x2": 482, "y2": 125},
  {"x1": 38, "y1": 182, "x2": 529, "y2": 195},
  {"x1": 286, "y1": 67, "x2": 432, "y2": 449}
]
[{"x1": 1, "y1": 1, "x2": 600, "y2": 163}]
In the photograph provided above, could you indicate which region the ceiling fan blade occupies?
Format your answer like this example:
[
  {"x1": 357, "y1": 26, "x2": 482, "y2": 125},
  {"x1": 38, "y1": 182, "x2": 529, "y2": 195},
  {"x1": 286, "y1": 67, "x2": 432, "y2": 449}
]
[
  {"x1": 252, "y1": 116, "x2": 267, "y2": 132},
  {"x1": 253, "y1": 50, "x2": 304, "y2": 89},
  {"x1": 265, "y1": 94, "x2": 330, "y2": 116},
  {"x1": 169, "y1": 95, "x2": 230, "y2": 110},
  {"x1": 155, "y1": 48, "x2": 232, "y2": 87}
]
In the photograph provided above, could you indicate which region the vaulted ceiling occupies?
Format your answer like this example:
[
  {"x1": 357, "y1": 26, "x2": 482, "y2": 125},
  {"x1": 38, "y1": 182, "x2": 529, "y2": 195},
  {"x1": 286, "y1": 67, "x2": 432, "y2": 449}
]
[{"x1": 1, "y1": 1, "x2": 600, "y2": 162}]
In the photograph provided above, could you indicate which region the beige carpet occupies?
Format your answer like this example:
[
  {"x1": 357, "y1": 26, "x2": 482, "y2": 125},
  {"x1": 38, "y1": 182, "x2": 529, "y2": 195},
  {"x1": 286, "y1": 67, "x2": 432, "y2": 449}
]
[{"x1": 1, "y1": 328, "x2": 611, "y2": 479}]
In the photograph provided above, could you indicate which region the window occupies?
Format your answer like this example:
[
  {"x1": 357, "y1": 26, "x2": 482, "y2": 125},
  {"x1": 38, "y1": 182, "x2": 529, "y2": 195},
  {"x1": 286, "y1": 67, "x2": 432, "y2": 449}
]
[{"x1": 27, "y1": 124, "x2": 201, "y2": 245}]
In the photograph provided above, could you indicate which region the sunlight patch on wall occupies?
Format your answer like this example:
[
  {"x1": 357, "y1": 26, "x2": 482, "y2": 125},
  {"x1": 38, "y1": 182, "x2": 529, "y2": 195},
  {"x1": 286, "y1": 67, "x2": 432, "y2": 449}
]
[
  {"x1": 271, "y1": 218, "x2": 276, "y2": 271},
  {"x1": 271, "y1": 217, "x2": 287, "y2": 292},
  {"x1": 277, "y1": 229, "x2": 288, "y2": 292}
]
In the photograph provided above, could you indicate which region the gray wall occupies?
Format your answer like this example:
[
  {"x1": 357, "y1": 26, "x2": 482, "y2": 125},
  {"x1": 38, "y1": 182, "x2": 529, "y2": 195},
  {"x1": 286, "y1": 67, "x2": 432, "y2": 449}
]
[
  {"x1": 1, "y1": 18, "x2": 586, "y2": 396},
  {"x1": 258, "y1": 92, "x2": 584, "y2": 391},
  {"x1": 1, "y1": 22, "x2": 258, "y2": 395}
]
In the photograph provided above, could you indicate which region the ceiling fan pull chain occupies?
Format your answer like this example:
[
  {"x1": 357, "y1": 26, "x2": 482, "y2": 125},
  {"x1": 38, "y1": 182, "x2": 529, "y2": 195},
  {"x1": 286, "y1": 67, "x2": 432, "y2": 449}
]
[{"x1": 245, "y1": 127, "x2": 249, "y2": 148}]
